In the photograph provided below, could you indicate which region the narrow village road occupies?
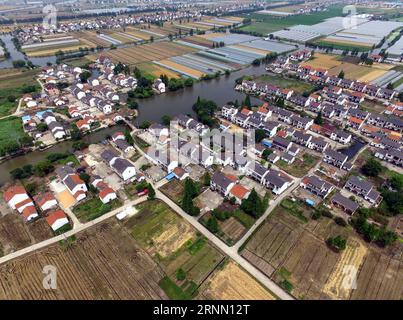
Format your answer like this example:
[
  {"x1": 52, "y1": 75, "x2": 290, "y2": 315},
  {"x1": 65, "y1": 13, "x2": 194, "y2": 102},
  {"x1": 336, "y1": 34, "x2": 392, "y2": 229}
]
[{"x1": 0, "y1": 196, "x2": 147, "y2": 265}]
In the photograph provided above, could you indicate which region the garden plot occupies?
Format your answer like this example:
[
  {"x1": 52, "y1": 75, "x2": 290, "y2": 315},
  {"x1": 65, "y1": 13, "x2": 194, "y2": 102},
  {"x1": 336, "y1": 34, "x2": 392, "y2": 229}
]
[
  {"x1": 154, "y1": 60, "x2": 203, "y2": 79},
  {"x1": 169, "y1": 56, "x2": 222, "y2": 75},
  {"x1": 180, "y1": 53, "x2": 236, "y2": 71}
]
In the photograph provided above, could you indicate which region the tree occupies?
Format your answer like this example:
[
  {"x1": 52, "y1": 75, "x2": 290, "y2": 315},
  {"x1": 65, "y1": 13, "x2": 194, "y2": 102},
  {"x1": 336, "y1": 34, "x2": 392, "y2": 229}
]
[
  {"x1": 124, "y1": 129, "x2": 134, "y2": 145},
  {"x1": 79, "y1": 70, "x2": 91, "y2": 83},
  {"x1": 362, "y1": 158, "x2": 383, "y2": 177},
  {"x1": 327, "y1": 235, "x2": 347, "y2": 252},
  {"x1": 389, "y1": 174, "x2": 403, "y2": 192},
  {"x1": 202, "y1": 172, "x2": 211, "y2": 186},
  {"x1": 79, "y1": 172, "x2": 90, "y2": 184},
  {"x1": 176, "y1": 268, "x2": 186, "y2": 281},
  {"x1": 206, "y1": 216, "x2": 219, "y2": 233},
  {"x1": 386, "y1": 82, "x2": 394, "y2": 90},
  {"x1": 36, "y1": 123, "x2": 48, "y2": 132},
  {"x1": 72, "y1": 140, "x2": 88, "y2": 151},
  {"x1": 33, "y1": 160, "x2": 54, "y2": 177},
  {"x1": 12, "y1": 60, "x2": 26, "y2": 68},
  {"x1": 255, "y1": 129, "x2": 266, "y2": 143},
  {"x1": 262, "y1": 149, "x2": 273, "y2": 161},
  {"x1": 243, "y1": 95, "x2": 251, "y2": 108},
  {"x1": 147, "y1": 184, "x2": 155, "y2": 200},
  {"x1": 338, "y1": 70, "x2": 345, "y2": 79},
  {"x1": 314, "y1": 112, "x2": 324, "y2": 125},
  {"x1": 241, "y1": 189, "x2": 265, "y2": 218},
  {"x1": 161, "y1": 115, "x2": 171, "y2": 126},
  {"x1": 139, "y1": 121, "x2": 151, "y2": 129}
]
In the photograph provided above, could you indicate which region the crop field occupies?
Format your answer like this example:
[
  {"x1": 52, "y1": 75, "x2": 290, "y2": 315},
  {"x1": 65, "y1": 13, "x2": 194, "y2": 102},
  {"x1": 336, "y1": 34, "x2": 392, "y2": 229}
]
[
  {"x1": 0, "y1": 117, "x2": 30, "y2": 153},
  {"x1": 0, "y1": 214, "x2": 53, "y2": 256},
  {"x1": 199, "y1": 261, "x2": 276, "y2": 300},
  {"x1": 125, "y1": 27, "x2": 160, "y2": 40},
  {"x1": 89, "y1": 41, "x2": 197, "y2": 67},
  {"x1": 0, "y1": 220, "x2": 168, "y2": 299},
  {"x1": 328, "y1": 62, "x2": 390, "y2": 82},
  {"x1": 155, "y1": 59, "x2": 204, "y2": 78},
  {"x1": 126, "y1": 200, "x2": 196, "y2": 258},
  {"x1": 0, "y1": 68, "x2": 38, "y2": 90},
  {"x1": 76, "y1": 31, "x2": 110, "y2": 47},
  {"x1": 136, "y1": 62, "x2": 180, "y2": 79},
  {"x1": 241, "y1": 202, "x2": 403, "y2": 299},
  {"x1": 125, "y1": 200, "x2": 225, "y2": 299},
  {"x1": 301, "y1": 53, "x2": 343, "y2": 69},
  {"x1": 239, "y1": 5, "x2": 345, "y2": 35},
  {"x1": 179, "y1": 36, "x2": 214, "y2": 48}
]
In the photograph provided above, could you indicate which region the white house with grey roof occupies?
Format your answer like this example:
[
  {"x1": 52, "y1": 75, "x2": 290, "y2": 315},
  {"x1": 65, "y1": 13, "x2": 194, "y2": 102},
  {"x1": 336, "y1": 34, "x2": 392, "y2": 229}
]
[
  {"x1": 323, "y1": 149, "x2": 348, "y2": 169},
  {"x1": 344, "y1": 175, "x2": 381, "y2": 205},
  {"x1": 210, "y1": 171, "x2": 235, "y2": 197}
]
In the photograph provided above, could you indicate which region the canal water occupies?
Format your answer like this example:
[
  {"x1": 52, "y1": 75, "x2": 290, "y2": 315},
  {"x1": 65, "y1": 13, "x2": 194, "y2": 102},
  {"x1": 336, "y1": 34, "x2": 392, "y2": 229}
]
[
  {"x1": 135, "y1": 63, "x2": 266, "y2": 125},
  {"x1": 0, "y1": 125, "x2": 127, "y2": 185},
  {"x1": 0, "y1": 34, "x2": 56, "y2": 68},
  {"x1": 0, "y1": 49, "x2": 267, "y2": 184},
  {"x1": 338, "y1": 138, "x2": 366, "y2": 160}
]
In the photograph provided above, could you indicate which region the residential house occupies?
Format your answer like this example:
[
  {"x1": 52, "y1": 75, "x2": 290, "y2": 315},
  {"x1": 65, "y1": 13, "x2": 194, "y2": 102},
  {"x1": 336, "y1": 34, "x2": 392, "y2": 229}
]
[
  {"x1": 210, "y1": 171, "x2": 236, "y2": 196},
  {"x1": 272, "y1": 136, "x2": 293, "y2": 152},
  {"x1": 46, "y1": 210, "x2": 69, "y2": 231},
  {"x1": 345, "y1": 175, "x2": 381, "y2": 205},
  {"x1": 34, "y1": 192, "x2": 58, "y2": 212},
  {"x1": 323, "y1": 149, "x2": 348, "y2": 168},
  {"x1": 229, "y1": 184, "x2": 250, "y2": 204},
  {"x1": 331, "y1": 192, "x2": 359, "y2": 214},
  {"x1": 307, "y1": 136, "x2": 329, "y2": 152},
  {"x1": 330, "y1": 129, "x2": 352, "y2": 144},
  {"x1": 300, "y1": 175, "x2": 334, "y2": 198}
]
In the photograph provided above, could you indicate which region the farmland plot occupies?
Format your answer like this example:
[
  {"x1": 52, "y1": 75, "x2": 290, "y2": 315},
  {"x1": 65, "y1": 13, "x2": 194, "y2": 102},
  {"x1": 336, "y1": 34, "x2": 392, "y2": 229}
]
[
  {"x1": 199, "y1": 261, "x2": 276, "y2": 300},
  {"x1": 0, "y1": 221, "x2": 168, "y2": 299},
  {"x1": 242, "y1": 204, "x2": 403, "y2": 300}
]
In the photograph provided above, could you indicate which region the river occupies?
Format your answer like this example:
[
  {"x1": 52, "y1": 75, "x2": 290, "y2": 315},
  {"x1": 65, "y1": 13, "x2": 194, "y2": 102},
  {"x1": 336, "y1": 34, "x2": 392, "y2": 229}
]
[
  {"x1": 0, "y1": 34, "x2": 56, "y2": 68},
  {"x1": 135, "y1": 63, "x2": 266, "y2": 125},
  {"x1": 338, "y1": 138, "x2": 366, "y2": 160},
  {"x1": 0, "y1": 125, "x2": 127, "y2": 185},
  {"x1": 0, "y1": 55, "x2": 266, "y2": 184}
]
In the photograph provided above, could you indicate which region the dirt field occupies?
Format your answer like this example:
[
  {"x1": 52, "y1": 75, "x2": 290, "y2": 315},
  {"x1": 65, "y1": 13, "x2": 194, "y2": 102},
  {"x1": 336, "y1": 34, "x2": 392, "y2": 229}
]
[
  {"x1": 0, "y1": 220, "x2": 167, "y2": 299},
  {"x1": 0, "y1": 214, "x2": 54, "y2": 256},
  {"x1": 137, "y1": 62, "x2": 180, "y2": 78},
  {"x1": 242, "y1": 204, "x2": 403, "y2": 300},
  {"x1": 302, "y1": 53, "x2": 343, "y2": 69},
  {"x1": 125, "y1": 200, "x2": 195, "y2": 258},
  {"x1": 199, "y1": 261, "x2": 276, "y2": 300},
  {"x1": 159, "y1": 179, "x2": 185, "y2": 205}
]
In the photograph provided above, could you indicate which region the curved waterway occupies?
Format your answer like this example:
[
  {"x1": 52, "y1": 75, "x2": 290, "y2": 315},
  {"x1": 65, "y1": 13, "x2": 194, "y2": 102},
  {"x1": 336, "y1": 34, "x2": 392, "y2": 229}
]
[
  {"x1": 0, "y1": 62, "x2": 267, "y2": 184},
  {"x1": 0, "y1": 125, "x2": 127, "y2": 185}
]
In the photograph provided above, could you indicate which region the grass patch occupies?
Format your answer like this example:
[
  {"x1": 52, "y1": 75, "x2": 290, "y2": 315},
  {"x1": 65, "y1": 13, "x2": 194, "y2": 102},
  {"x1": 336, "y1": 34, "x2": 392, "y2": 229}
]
[
  {"x1": 313, "y1": 39, "x2": 372, "y2": 52},
  {"x1": 280, "y1": 198, "x2": 309, "y2": 223},
  {"x1": 187, "y1": 236, "x2": 206, "y2": 255},
  {"x1": 133, "y1": 135, "x2": 150, "y2": 151},
  {"x1": 0, "y1": 117, "x2": 30, "y2": 156},
  {"x1": 233, "y1": 209, "x2": 255, "y2": 229},
  {"x1": 255, "y1": 74, "x2": 314, "y2": 94},
  {"x1": 159, "y1": 276, "x2": 191, "y2": 300},
  {"x1": 73, "y1": 197, "x2": 123, "y2": 222},
  {"x1": 276, "y1": 154, "x2": 319, "y2": 178}
]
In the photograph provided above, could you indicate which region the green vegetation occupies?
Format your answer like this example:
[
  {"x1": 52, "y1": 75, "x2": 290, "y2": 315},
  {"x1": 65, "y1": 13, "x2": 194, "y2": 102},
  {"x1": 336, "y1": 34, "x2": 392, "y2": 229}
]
[
  {"x1": 176, "y1": 268, "x2": 187, "y2": 281},
  {"x1": 192, "y1": 96, "x2": 218, "y2": 127},
  {"x1": 362, "y1": 157, "x2": 383, "y2": 177},
  {"x1": 312, "y1": 40, "x2": 372, "y2": 52},
  {"x1": 280, "y1": 279, "x2": 294, "y2": 293},
  {"x1": 181, "y1": 178, "x2": 201, "y2": 216},
  {"x1": 238, "y1": 5, "x2": 345, "y2": 36},
  {"x1": 0, "y1": 117, "x2": 32, "y2": 157},
  {"x1": 241, "y1": 188, "x2": 268, "y2": 219},
  {"x1": 327, "y1": 235, "x2": 347, "y2": 252},
  {"x1": 159, "y1": 276, "x2": 191, "y2": 300},
  {"x1": 187, "y1": 237, "x2": 206, "y2": 255},
  {"x1": 0, "y1": 81, "x2": 39, "y2": 117},
  {"x1": 254, "y1": 74, "x2": 314, "y2": 94},
  {"x1": 280, "y1": 199, "x2": 308, "y2": 223},
  {"x1": 73, "y1": 198, "x2": 123, "y2": 222}
]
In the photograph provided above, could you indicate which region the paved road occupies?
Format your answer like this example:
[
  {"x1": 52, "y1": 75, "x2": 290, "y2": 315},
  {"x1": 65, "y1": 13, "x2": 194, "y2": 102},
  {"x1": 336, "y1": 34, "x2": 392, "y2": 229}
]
[
  {"x1": 0, "y1": 196, "x2": 147, "y2": 265},
  {"x1": 155, "y1": 190, "x2": 294, "y2": 300}
]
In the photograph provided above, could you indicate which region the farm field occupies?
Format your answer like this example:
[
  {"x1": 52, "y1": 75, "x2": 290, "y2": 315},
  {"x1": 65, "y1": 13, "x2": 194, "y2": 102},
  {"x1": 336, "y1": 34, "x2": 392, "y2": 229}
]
[
  {"x1": 88, "y1": 41, "x2": 197, "y2": 67},
  {"x1": 156, "y1": 59, "x2": 204, "y2": 78},
  {"x1": 0, "y1": 214, "x2": 53, "y2": 256},
  {"x1": 0, "y1": 68, "x2": 38, "y2": 90},
  {"x1": 238, "y1": 5, "x2": 345, "y2": 35},
  {"x1": 241, "y1": 202, "x2": 403, "y2": 299},
  {"x1": 198, "y1": 261, "x2": 276, "y2": 300},
  {"x1": 301, "y1": 53, "x2": 343, "y2": 69},
  {"x1": 136, "y1": 62, "x2": 180, "y2": 79},
  {"x1": 0, "y1": 220, "x2": 168, "y2": 299},
  {"x1": 125, "y1": 200, "x2": 226, "y2": 299},
  {"x1": 72, "y1": 197, "x2": 123, "y2": 223},
  {"x1": 159, "y1": 180, "x2": 185, "y2": 206}
]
